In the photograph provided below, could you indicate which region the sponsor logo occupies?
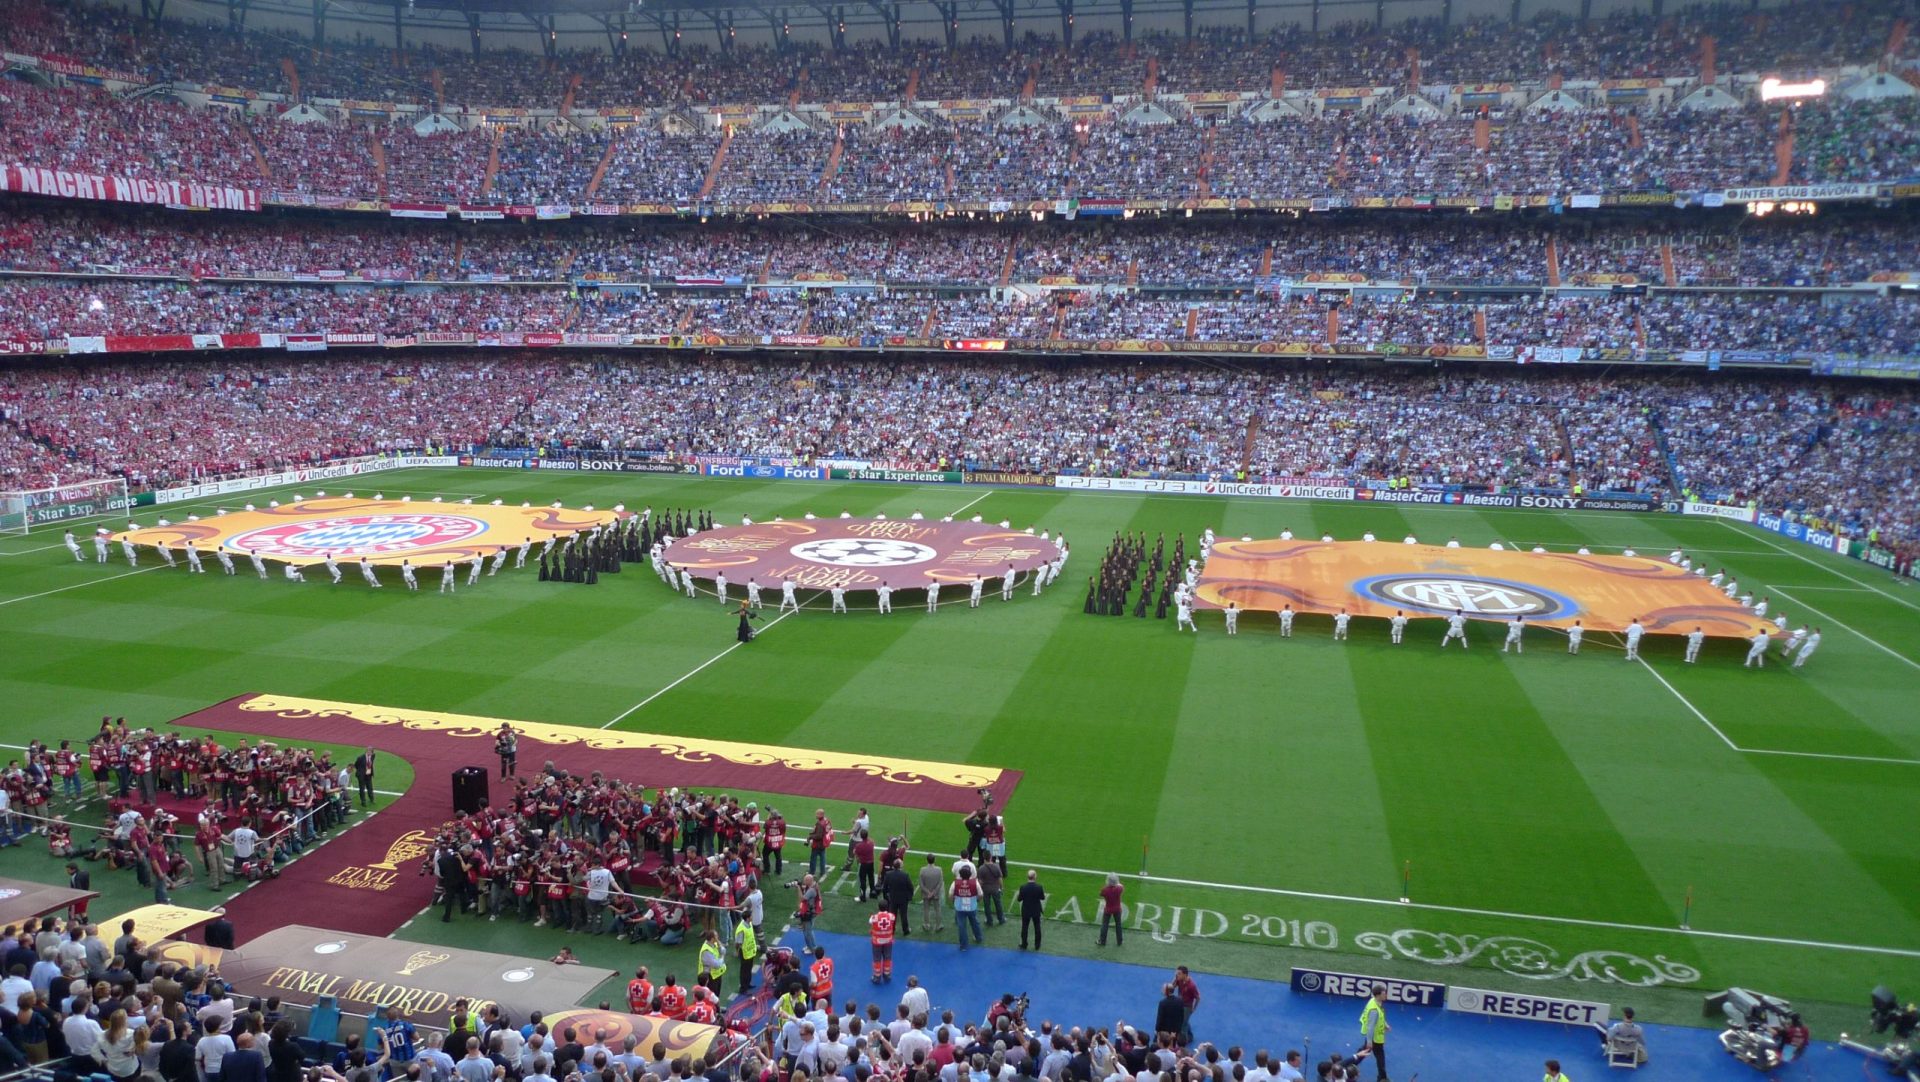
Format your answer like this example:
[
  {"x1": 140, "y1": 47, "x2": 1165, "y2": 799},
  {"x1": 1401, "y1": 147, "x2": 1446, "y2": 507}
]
[
  {"x1": 576, "y1": 460, "x2": 623, "y2": 472},
  {"x1": 469, "y1": 458, "x2": 531, "y2": 469},
  {"x1": 1447, "y1": 986, "x2": 1610, "y2": 1025},
  {"x1": 789, "y1": 537, "x2": 940, "y2": 568},
  {"x1": 1683, "y1": 501, "x2": 1756, "y2": 522},
  {"x1": 748, "y1": 465, "x2": 783, "y2": 478},
  {"x1": 1290, "y1": 967, "x2": 1446, "y2": 1006},
  {"x1": 623, "y1": 461, "x2": 683, "y2": 474},
  {"x1": 1518, "y1": 495, "x2": 1581, "y2": 510},
  {"x1": 535, "y1": 460, "x2": 579, "y2": 471},
  {"x1": 1354, "y1": 574, "x2": 1577, "y2": 618},
  {"x1": 226, "y1": 515, "x2": 488, "y2": 557},
  {"x1": 1355, "y1": 489, "x2": 1445, "y2": 504},
  {"x1": 1453, "y1": 492, "x2": 1518, "y2": 508},
  {"x1": 706, "y1": 465, "x2": 748, "y2": 478}
]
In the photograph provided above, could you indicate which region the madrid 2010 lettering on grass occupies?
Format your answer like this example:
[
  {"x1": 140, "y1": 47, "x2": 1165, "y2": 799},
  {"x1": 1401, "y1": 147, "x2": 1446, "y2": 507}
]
[{"x1": 819, "y1": 874, "x2": 1698, "y2": 988}]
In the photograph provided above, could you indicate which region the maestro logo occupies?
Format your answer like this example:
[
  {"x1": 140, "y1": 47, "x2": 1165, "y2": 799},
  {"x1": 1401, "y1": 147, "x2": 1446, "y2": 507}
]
[
  {"x1": 226, "y1": 514, "x2": 489, "y2": 557},
  {"x1": 1355, "y1": 574, "x2": 1577, "y2": 618},
  {"x1": 789, "y1": 537, "x2": 939, "y2": 568}
]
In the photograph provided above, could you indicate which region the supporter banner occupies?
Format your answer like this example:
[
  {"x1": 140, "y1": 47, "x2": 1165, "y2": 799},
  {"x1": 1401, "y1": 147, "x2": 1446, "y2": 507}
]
[
  {"x1": 388, "y1": 203, "x2": 451, "y2": 220},
  {"x1": 327, "y1": 333, "x2": 379, "y2": 345},
  {"x1": 830, "y1": 468, "x2": 963, "y2": 484},
  {"x1": 523, "y1": 333, "x2": 564, "y2": 347},
  {"x1": 1447, "y1": 986, "x2": 1610, "y2": 1026},
  {"x1": 562, "y1": 333, "x2": 626, "y2": 346},
  {"x1": 456, "y1": 204, "x2": 506, "y2": 220},
  {"x1": 965, "y1": 471, "x2": 1052, "y2": 486},
  {"x1": 0, "y1": 337, "x2": 57, "y2": 355},
  {"x1": 2, "y1": 165, "x2": 259, "y2": 212},
  {"x1": 1722, "y1": 183, "x2": 1880, "y2": 203},
  {"x1": 582, "y1": 203, "x2": 620, "y2": 216},
  {"x1": 1290, "y1": 967, "x2": 1446, "y2": 1007},
  {"x1": 1053, "y1": 476, "x2": 1353, "y2": 500},
  {"x1": 284, "y1": 334, "x2": 326, "y2": 352},
  {"x1": 151, "y1": 455, "x2": 459, "y2": 505},
  {"x1": 1683, "y1": 501, "x2": 1757, "y2": 523},
  {"x1": 535, "y1": 204, "x2": 572, "y2": 220},
  {"x1": 421, "y1": 332, "x2": 475, "y2": 345}
]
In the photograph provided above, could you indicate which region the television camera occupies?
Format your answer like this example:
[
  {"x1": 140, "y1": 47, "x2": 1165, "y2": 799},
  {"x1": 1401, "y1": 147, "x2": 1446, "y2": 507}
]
[
  {"x1": 1838, "y1": 987, "x2": 1920, "y2": 1081},
  {"x1": 1711, "y1": 987, "x2": 1797, "y2": 1071}
]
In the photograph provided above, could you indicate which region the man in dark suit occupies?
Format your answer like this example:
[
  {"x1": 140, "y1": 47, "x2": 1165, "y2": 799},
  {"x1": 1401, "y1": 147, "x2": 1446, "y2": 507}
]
[
  {"x1": 65, "y1": 863, "x2": 92, "y2": 923},
  {"x1": 352, "y1": 749, "x2": 376, "y2": 807},
  {"x1": 438, "y1": 847, "x2": 469, "y2": 922},
  {"x1": 881, "y1": 859, "x2": 914, "y2": 936},
  {"x1": 222, "y1": 1031, "x2": 268, "y2": 1082}
]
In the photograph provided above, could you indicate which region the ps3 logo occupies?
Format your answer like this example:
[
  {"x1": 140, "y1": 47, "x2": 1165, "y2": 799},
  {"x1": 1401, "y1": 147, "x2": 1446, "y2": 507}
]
[{"x1": 1356, "y1": 575, "x2": 1576, "y2": 618}]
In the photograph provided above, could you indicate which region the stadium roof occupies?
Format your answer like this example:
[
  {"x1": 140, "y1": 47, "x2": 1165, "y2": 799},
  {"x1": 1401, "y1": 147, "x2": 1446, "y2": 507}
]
[{"x1": 186, "y1": 0, "x2": 1740, "y2": 57}]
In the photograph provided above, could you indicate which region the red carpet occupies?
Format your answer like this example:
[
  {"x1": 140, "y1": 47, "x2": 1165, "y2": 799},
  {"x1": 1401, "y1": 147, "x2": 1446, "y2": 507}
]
[{"x1": 167, "y1": 693, "x2": 1021, "y2": 941}]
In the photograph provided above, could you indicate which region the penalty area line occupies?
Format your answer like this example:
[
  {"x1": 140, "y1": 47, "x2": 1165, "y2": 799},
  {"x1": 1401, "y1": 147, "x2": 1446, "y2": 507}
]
[
  {"x1": 1631, "y1": 659, "x2": 1920, "y2": 766},
  {"x1": 1719, "y1": 519, "x2": 1920, "y2": 614},
  {"x1": 946, "y1": 490, "x2": 994, "y2": 520},
  {"x1": 1767, "y1": 586, "x2": 1920, "y2": 672},
  {"x1": 0, "y1": 565, "x2": 165, "y2": 607},
  {"x1": 1634, "y1": 657, "x2": 1739, "y2": 751},
  {"x1": 600, "y1": 593, "x2": 817, "y2": 729}
]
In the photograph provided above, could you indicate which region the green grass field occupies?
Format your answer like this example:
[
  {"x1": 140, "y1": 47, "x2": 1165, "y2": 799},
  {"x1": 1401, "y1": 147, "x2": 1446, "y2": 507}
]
[{"x1": 2, "y1": 468, "x2": 1915, "y2": 1032}]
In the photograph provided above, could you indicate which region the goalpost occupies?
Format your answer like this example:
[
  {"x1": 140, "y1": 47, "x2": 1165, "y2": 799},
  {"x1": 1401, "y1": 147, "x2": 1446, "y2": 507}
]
[{"x1": 0, "y1": 478, "x2": 132, "y2": 535}]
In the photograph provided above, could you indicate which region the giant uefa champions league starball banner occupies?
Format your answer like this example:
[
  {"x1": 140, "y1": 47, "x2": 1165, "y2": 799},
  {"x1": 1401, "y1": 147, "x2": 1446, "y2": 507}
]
[{"x1": 662, "y1": 518, "x2": 1062, "y2": 591}]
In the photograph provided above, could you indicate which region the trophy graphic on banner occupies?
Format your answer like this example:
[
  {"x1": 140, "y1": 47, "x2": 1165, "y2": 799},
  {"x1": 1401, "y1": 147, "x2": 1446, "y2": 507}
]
[
  {"x1": 397, "y1": 949, "x2": 451, "y2": 977},
  {"x1": 369, "y1": 829, "x2": 436, "y2": 871}
]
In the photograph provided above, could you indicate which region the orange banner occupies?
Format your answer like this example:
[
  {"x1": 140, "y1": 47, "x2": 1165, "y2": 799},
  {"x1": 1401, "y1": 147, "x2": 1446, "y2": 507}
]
[{"x1": 1193, "y1": 541, "x2": 1777, "y2": 638}]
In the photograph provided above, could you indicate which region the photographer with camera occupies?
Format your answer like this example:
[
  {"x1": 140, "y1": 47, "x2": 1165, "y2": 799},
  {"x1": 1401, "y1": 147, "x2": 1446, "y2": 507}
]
[{"x1": 790, "y1": 873, "x2": 823, "y2": 952}]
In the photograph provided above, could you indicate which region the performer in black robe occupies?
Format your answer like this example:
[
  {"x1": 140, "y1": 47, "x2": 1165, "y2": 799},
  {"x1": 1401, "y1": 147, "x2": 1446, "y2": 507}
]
[
  {"x1": 735, "y1": 601, "x2": 761, "y2": 643},
  {"x1": 1084, "y1": 578, "x2": 1097, "y2": 614}
]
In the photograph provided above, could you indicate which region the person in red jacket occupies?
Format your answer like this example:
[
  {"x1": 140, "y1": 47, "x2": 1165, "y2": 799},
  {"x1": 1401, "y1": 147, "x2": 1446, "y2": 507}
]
[
  {"x1": 868, "y1": 900, "x2": 896, "y2": 984},
  {"x1": 656, "y1": 976, "x2": 688, "y2": 1020}
]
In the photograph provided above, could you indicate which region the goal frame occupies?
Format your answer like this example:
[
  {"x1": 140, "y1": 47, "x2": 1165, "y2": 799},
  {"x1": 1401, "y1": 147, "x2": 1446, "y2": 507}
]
[{"x1": 0, "y1": 477, "x2": 132, "y2": 535}]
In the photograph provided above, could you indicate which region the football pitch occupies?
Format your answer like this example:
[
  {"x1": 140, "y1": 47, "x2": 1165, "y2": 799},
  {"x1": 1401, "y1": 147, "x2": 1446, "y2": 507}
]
[{"x1": 2, "y1": 468, "x2": 1916, "y2": 1031}]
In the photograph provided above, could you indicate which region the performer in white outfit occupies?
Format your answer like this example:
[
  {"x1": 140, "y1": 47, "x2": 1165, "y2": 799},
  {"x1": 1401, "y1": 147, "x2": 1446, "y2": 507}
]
[
  {"x1": 780, "y1": 578, "x2": 799, "y2": 613},
  {"x1": 1684, "y1": 627, "x2": 1706, "y2": 663},
  {"x1": 876, "y1": 584, "x2": 893, "y2": 614},
  {"x1": 1442, "y1": 610, "x2": 1469, "y2": 649},
  {"x1": 1389, "y1": 611, "x2": 1407, "y2": 644}
]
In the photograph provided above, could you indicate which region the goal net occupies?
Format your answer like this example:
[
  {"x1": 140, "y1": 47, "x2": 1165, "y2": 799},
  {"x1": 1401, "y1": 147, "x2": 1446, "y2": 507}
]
[{"x1": 0, "y1": 478, "x2": 132, "y2": 535}]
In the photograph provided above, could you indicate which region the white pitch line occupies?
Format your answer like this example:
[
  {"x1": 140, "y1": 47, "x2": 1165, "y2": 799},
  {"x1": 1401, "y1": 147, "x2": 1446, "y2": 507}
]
[
  {"x1": 1740, "y1": 747, "x2": 1920, "y2": 767},
  {"x1": 1002, "y1": 854, "x2": 1920, "y2": 961},
  {"x1": 1635, "y1": 657, "x2": 1740, "y2": 751},
  {"x1": 1720, "y1": 519, "x2": 1920, "y2": 613},
  {"x1": 1768, "y1": 586, "x2": 1920, "y2": 672},
  {"x1": 1775, "y1": 585, "x2": 1873, "y2": 593},
  {"x1": 0, "y1": 565, "x2": 165, "y2": 607},
  {"x1": 600, "y1": 597, "x2": 812, "y2": 729},
  {"x1": 946, "y1": 490, "x2": 994, "y2": 519},
  {"x1": 1629, "y1": 660, "x2": 1920, "y2": 767}
]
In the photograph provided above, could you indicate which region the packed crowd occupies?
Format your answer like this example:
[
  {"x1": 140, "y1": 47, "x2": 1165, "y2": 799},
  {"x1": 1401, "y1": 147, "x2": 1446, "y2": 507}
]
[
  {"x1": 0, "y1": 357, "x2": 541, "y2": 489},
  {"x1": 6, "y1": 354, "x2": 1914, "y2": 547},
  {"x1": 11, "y1": 71, "x2": 1920, "y2": 205},
  {"x1": 11, "y1": 272, "x2": 1920, "y2": 358},
  {"x1": 3, "y1": 0, "x2": 1912, "y2": 108},
  {"x1": 7, "y1": 205, "x2": 1919, "y2": 288}
]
